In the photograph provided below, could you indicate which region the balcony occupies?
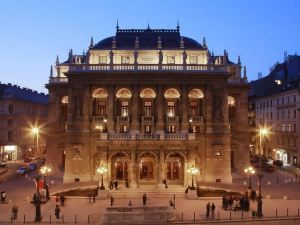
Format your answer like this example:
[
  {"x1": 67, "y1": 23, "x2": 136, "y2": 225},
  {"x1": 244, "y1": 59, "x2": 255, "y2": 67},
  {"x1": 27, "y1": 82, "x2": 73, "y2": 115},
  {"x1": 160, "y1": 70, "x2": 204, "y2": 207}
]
[
  {"x1": 68, "y1": 63, "x2": 229, "y2": 73},
  {"x1": 109, "y1": 133, "x2": 131, "y2": 140},
  {"x1": 191, "y1": 116, "x2": 204, "y2": 123},
  {"x1": 49, "y1": 76, "x2": 68, "y2": 83},
  {"x1": 142, "y1": 116, "x2": 155, "y2": 123},
  {"x1": 136, "y1": 134, "x2": 160, "y2": 140},
  {"x1": 164, "y1": 133, "x2": 187, "y2": 140},
  {"x1": 117, "y1": 116, "x2": 130, "y2": 123},
  {"x1": 92, "y1": 116, "x2": 106, "y2": 123},
  {"x1": 166, "y1": 116, "x2": 179, "y2": 123}
]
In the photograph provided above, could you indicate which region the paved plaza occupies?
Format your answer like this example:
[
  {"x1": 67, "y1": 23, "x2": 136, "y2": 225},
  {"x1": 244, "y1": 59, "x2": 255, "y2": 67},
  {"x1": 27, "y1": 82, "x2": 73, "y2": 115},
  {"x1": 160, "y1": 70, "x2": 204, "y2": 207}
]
[{"x1": 0, "y1": 167, "x2": 300, "y2": 224}]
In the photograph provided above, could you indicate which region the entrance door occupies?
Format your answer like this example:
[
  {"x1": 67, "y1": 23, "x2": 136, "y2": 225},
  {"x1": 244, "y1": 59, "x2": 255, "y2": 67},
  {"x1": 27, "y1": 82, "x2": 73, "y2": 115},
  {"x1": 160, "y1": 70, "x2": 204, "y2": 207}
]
[{"x1": 140, "y1": 160, "x2": 154, "y2": 180}]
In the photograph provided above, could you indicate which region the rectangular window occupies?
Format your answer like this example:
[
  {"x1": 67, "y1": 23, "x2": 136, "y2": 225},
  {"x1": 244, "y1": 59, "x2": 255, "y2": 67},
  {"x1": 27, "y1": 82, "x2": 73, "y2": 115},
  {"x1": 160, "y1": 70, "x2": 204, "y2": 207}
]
[
  {"x1": 281, "y1": 111, "x2": 285, "y2": 119},
  {"x1": 270, "y1": 112, "x2": 273, "y2": 120},
  {"x1": 145, "y1": 125, "x2": 151, "y2": 134},
  {"x1": 168, "y1": 125, "x2": 176, "y2": 133},
  {"x1": 288, "y1": 124, "x2": 291, "y2": 132},
  {"x1": 167, "y1": 101, "x2": 175, "y2": 117},
  {"x1": 189, "y1": 56, "x2": 198, "y2": 64},
  {"x1": 294, "y1": 110, "x2": 297, "y2": 119},
  {"x1": 99, "y1": 56, "x2": 107, "y2": 64},
  {"x1": 167, "y1": 56, "x2": 175, "y2": 64},
  {"x1": 144, "y1": 101, "x2": 152, "y2": 117},
  {"x1": 121, "y1": 101, "x2": 129, "y2": 116},
  {"x1": 121, "y1": 56, "x2": 130, "y2": 64},
  {"x1": 120, "y1": 125, "x2": 128, "y2": 133},
  {"x1": 294, "y1": 123, "x2": 296, "y2": 132},
  {"x1": 190, "y1": 101, "x2": 197, "y2": 117},
  {"x1": 288, "y1": 110, "x2": 290, "y2": 119},
  {"x1": 282, "y1": 124, "x2": 285, "y2": 131}
]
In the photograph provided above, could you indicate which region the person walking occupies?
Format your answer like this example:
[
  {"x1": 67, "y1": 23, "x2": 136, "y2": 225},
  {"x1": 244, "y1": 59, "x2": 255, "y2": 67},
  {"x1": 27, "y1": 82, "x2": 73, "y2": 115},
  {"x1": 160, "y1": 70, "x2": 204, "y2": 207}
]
[
  {"x1": 11, "y1": 205, "x2": 18, "y2": 220},
  {"x1": 60, "y1": 194, "x2": 65, "y2": 206},
  {"x1": 110, "y1": 196, "x2": 114, "y2": 206},
  {"x1": 109, "y1": 180, "x2": 113, "y2": 190},
  {"x1": 128, "y1": 200, "x2": 132, "y2": 206},
  {"x1": 142, "y1": 193, "x2": 147, "y2": 207},
  {"x1": 55, "y1": 205, "x2": 60, "y2": 219},
  {"x1": 206, "y1": 202, "x2": 211, "y2": 219},
  {"x1": 211, "y1": 203, "x2": 216, "y2": 219},
  {"x1": 1, "y1": 191, "x2": 6, "y2": 204}
]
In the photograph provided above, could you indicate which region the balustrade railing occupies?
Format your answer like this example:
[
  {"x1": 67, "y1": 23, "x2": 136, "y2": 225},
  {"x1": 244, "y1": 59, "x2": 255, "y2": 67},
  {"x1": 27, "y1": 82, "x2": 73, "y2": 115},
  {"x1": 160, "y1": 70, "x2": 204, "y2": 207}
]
[
  {"x1": 109, "y1": 133, "x2": 131, "y2": 140},
  {"x1": 117, "y1": 116, "x2": 130, "y2": 123},
  {"x1": 92, "y1": 116, "x2": 106, "y2": 123},
  {"x1": 142, "y1": 116, "x2": 155, "y2": 123},
  {"x1": 166, "y1": 116, "x2": 179, "y2": 123},
  {"x1": 164, "y1": 133, "x2": 187, "y2": 140},
  {"x1": 49, "y1": 76, "x2": 68, "y2": 83},
  {"x1": 136, "y1": 134, "x2": 160, "y2": 140}
]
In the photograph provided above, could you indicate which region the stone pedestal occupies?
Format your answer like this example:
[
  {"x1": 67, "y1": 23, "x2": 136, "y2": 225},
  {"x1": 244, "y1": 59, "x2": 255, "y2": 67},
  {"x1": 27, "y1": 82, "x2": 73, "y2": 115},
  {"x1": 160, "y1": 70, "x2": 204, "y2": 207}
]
[
  {"x1": 100, "y1": 133, "x2": 108, "y2": 140},
  {"x1": 187, "y1": 133, "x2": 196, "y2": 140},
  {"x1": 187, "y1": 189, "x2": 198, "y2": 199},
  {"x1": 156, "y1": 130, "x2": 165, "y2": 140},
  {"x1": 97, "y1": 189, "x2": 108, "y2": 199}
]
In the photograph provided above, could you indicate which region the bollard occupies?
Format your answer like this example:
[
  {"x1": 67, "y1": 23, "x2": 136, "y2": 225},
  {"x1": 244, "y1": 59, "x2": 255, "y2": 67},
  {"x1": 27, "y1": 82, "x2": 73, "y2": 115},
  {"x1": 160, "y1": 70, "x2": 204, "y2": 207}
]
[
  {"x1": 62, "y1": 215, "x2": 64, "y2": 223},
  {"x1": 193, "y1": 212, "x2": 195, "y2": 222},
  {"x1": 181, "y1": 212, "x2": 183, "y2": 222},
  {"x1": 88, "y1": 214, "x2": 90, "y2": 224},
  {"x1": 75, "y1": 215, "x2": 77, "y2": 224},
  {"x1": 230, "y1": 209, "x2": 232, "y2": 220},
  {"x1": 276, "y1": 209, "x2": 278, "y2": 218},
  {"x1": 10, "y1": 214, "x2": 13, "y2": 223},
  {"x1": 287, "y1": 208, "x2": 289, "y2": 217},
  {"x1": 23, "y1": 214, "x2": 26, "y2": 223},
  {"x1": 298, "y1": 208, "x2": 300, "y2": 216},
  {"x1": 218, "y1": 211, "x2": 219, "y2": 220},
  {"x1": 242, "y1": 210, "x2": 244, "y2": 219},
  {"x1": 50, "y1": 214, "x2": 52, "y2": 223}
]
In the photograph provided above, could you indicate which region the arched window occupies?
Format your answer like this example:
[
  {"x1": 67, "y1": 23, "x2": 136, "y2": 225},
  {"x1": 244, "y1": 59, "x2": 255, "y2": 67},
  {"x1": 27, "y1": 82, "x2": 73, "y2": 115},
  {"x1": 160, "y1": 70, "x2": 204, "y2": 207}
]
[
  {"x1": 140, "y1": 88, "x2": 156, "y2": 117},
  {"x1": 92, "y1": 88, "x2": 108, "y2": 116},
  {"x1": 61, "y1": 96, "x2": 68, "y2": 121},
  {"x1": 164, "y1": 88, "x2": 180, "y2": 99},
  {"x1": 164, "y1": 88, "x2": 180, "y2": 117},
  {"x1": 188, "y1": 89, "x2": 204, "y2": 117},
  {"x1": 116, "y1": 88, "x2": 132, "y2": 117},
  {"x1": 228, "y1": 96, "x2": 236, "y2": 118},
  {"x1": 140, "y1": 88, "x2": 156, "y2": 98}
]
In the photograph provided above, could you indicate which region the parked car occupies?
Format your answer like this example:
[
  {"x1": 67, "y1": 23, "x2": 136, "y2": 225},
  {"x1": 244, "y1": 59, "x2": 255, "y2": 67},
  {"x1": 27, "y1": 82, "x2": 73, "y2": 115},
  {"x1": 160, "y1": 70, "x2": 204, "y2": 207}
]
[
  {"x1": 273, "y1": 160, "x2": 284, "y2": 167},
  {"x1": 16, "y1": 166, "x2": 29, "y2": 175},
  {"x1": 0, "y1": 161, "x2": 7, "y2": 167},
  {"x1": 265, "y1": 164, "x2": 276, "y2": 173},
  {"x1": 28, "y1": 163, "x2": 37, "y2": 170}
]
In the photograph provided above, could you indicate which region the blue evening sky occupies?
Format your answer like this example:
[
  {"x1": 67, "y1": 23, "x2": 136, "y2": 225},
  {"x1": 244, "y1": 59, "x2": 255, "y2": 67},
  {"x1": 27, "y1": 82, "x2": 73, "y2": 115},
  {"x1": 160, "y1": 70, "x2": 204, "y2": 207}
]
[{"x1": 0, "y1": 0, "x2": 299, "y2": 93}]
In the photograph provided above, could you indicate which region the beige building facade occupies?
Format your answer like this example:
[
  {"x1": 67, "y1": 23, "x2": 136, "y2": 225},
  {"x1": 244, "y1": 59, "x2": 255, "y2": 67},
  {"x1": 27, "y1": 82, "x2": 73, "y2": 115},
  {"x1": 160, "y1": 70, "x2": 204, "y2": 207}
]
[{"x1": 46, "y1": 26, "x2": 249, "y2": 186}]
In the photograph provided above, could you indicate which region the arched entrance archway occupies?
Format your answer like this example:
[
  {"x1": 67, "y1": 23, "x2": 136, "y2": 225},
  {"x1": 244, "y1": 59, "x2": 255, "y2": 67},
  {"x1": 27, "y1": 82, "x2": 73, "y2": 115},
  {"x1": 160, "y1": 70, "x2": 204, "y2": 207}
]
[
  {"x1": 165, "y1": 152, "x2": 185, "y2": 184},
  {"x1": 138, "y1": 152, "x2": 158, "y2": 182},
  {"x1": 111, "y1": 152, "x2": 130, "y2": 180}
]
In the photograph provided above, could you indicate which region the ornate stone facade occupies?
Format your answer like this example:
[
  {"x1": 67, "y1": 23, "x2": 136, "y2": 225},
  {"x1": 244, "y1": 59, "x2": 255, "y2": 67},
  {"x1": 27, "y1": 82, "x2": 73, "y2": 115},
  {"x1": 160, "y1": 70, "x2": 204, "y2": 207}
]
[{"x1": 46, "y1": 26, "x2": 249, "y2": 186}]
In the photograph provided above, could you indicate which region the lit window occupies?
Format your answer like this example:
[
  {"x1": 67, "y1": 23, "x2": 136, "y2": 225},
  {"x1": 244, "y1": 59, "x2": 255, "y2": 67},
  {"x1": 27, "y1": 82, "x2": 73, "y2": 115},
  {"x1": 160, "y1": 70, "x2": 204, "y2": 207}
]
[
  {"x1": 168, "y1": 125, "x2": 176, "y2": 133},
  {"x1": 189, "y1": 56, "x2": 198, "y2": 64},
  {"x1": 121, "y1": 56, "x2": 130, "y2": 64},
  {"x1": 120, "y1": 125, "x2": 128, "y2": 133},
  {"x1": 167, "y1": 56, "x2": 175, "y2": 64},
  {"x1": 167, "y1": 101, "x2": 175, "y2": 117},
  {"x1": 144, "y1": 101, "x2": 152, "y2": 116},
  {"x1": 282, "y1": 124, "x2": 285, "y2": 131},
  {"x1": 99, "y1": 56, "x2": 107, "y2": 64},
  {"x1": 145, "y1": 125, "x2": 151, "y2": 134},
  {"x1": 121, "y1": 101, "x2": 129, "y2": 116}
]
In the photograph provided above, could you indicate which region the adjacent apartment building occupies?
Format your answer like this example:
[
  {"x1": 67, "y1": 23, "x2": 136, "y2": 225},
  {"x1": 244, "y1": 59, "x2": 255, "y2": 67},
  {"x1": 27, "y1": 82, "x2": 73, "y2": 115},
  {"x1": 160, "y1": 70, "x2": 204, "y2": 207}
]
[
  {"x1": 249, "y1": 54, "x2": 300, "y2": 166},
  {"x1": 0, "y1": 83, "x2": 48, "y2": 161},
  {"x1": 46, "y1": 25, "x2": 249, "y2": 185}
]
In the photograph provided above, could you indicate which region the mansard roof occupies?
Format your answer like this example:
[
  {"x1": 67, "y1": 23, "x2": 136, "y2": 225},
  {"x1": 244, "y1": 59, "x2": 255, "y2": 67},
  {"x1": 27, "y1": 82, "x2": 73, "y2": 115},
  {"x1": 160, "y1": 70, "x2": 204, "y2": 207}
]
[
  {"x1": 93, "y1": 28, "x2": 204, "y2": 50},
  {"x1": 0, "y1": 83, "x2": 48, "y2": 104}
]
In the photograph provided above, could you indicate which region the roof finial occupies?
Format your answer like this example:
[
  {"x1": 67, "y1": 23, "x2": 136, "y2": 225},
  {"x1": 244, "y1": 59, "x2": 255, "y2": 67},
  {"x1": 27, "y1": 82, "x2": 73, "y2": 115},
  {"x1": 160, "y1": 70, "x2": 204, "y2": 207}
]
[
  {"x1": 237, "y1": 55, "x2": 241, "y2": 65},
  {"x1": 176, "y1": 20, "x2": 180, "y2": 31},
  {"x1": 68, "y1": 49, "x2": 73, "y2": 62},
  {"x1": 157, "y1": 36, "x2": 162, "y2": 49},
  {"x1": 147, "y1": 20, "x2": 150, "y2": 29},
  {"x1": 56, "y1": 55, "x2": 59, "y2": 65},
  {"x1": 134, "y1": 36, "x2": 139, "y2": 49},
  {"x1": 50, "y1": 65, "x2": 53, "y2": 77},
  {"x1": 180, "y1": 37, "x2": 185, "y2": 49},
  {"x1": 112, "y1": 37, "x2": 116, "y2": 49},
  {"x1": 89, "y1": 37, "x2": 94, "y2": 48},
  {"x1": 202, "y1": 37, "x2": 207, "y2": 49},
  {"x1": 116, "y1": 19, "x2": 119, "y2": 31},
  {"x1": 243, "y1": 66, "x2": 247, "y2": 79}
]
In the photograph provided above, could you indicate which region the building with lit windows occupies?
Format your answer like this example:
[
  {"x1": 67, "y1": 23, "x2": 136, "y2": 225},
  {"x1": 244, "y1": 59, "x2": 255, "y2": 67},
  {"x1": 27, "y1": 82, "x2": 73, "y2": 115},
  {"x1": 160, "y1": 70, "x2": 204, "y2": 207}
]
[
  {"x1": 249, "y1": 54, "x2": 300, "y2": 166},
  {"x1": 46, "y1": 24, "x2": 249, "y2": 186},
  {"x1": 0, "y1": 83, "x2": 48, "y2": 161}
]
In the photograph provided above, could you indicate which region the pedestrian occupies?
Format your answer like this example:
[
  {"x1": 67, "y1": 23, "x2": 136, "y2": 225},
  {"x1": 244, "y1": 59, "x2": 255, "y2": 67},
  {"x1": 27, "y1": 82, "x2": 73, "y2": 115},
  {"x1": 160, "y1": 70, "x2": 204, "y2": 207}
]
[
  {"x1": 110, "y1": 196, "x2": 114, "y2": 206},
  {"x1": 60, "y1": 194, "x2": 65, "y2": 206},
  {"x1": 110, "y1": 180, "x2": 113, "y2": 190},
  {"x1": 128, "y1": 200, "x2": 132, "y2": 206},
  {"x1": 93, "y1": 192, "x2": 96, "y2": 203},
  {"x1": 206, "y1": 202, "x2": 210, "y2": 219},
  {"x1": 11, "y1": 205, "x2": 18, "y2": 220},
  {"x1": 55, "y1": 194, "x2": 59, "y2": 203},
  {"x1": 1, "y1": 191, "x2": 6, "y2": 204},
  {"x1": 211, "y1": 203, "x2": 215, "y2": 219},
  {"x1": 115, "y1": 180, "x2": 118, "y2": 190},
  {"x1": 55, "y1": 205, "x2": 60, "y2": 219},
  {"x1": 295, "y1": 173, "x2": 298, "y2": 181},
  {"x1": 142, "y1": 193, "x2": 147, "y2": 207}
]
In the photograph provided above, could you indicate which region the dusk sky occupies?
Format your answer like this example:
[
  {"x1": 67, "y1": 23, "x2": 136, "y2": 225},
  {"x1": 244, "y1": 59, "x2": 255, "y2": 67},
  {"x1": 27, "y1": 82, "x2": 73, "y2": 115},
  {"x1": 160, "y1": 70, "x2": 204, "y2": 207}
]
[{"x1": 0, "y1": 0, "x2": 299, "y2": 93}]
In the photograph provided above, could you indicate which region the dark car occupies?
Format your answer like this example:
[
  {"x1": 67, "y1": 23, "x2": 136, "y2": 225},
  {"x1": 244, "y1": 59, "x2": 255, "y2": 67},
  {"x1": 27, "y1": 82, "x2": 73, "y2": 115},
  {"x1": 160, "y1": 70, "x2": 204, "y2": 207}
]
[
  {"x1": 28, "y1": 163, "x2": 37, "y2": 170},
  {"x1": 273, "y1": 160, "x2": 284, "y2": 167},
  {"x1": 265, "y1": 165, "x2": 276, "y2": 173},
  {"x1": 0, "y1": 161, "x2": 7, "y2": 167},
  {"x1": 16, "y1": 166, "x2": 29, "y2": 175}
]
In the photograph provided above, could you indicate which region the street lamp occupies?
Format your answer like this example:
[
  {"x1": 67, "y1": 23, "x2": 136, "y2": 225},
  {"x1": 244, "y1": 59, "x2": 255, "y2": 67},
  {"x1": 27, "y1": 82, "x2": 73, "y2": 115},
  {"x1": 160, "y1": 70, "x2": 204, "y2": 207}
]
[
  {"x1": 187, "y1": 165, "x2": 199, "y2": 190},
  {"x1": 40, "y1": 166, "x2": 52, "y2": 199},
  {"x1": 96, "y1": 164, "x2": 108, "y2": 190},
  {"x1": 256, "y1": 127, "x2": 270, "y2": 218},
  {"x1": 244, "y1": 166, "x2": 255, "y2": 190},
  {"x1": 189, "y1": 118, "x2": 193, "y2": 133},
  {"x1": 32, "y1": 127, "x2": 39, "y2": 155}
]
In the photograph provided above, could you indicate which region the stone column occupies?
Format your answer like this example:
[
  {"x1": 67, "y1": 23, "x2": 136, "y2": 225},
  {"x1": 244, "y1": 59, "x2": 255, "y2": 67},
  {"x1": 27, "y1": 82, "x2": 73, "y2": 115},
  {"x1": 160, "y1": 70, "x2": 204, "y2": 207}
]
[
  {"x1": 184, "y1": 161, "x2": 189, "y2": 187},
  {"x1": 82, "y1": 86, "x2": 90, "y2": 131},
  {"x1": 130, "y1": 150, "x2": 137, "y2": 188},
  {"x1": 130, "y1": 86, "x2": 139, "y2": 137},
  {"x1": 107, "y1": 86, "x2": 114, "y2": 132},
  {"x1": 156, "y1": 85, "x2": 164, "y2": 137},
  {"x1": 205, "y1": 85, "x2": 213, "y2": 133},
  {"x1": 158, "y1": 150, "x2": 165, "y2": 188},
  {"x1": 181, "y1": 85, "x2": 189, "y2": 132}
]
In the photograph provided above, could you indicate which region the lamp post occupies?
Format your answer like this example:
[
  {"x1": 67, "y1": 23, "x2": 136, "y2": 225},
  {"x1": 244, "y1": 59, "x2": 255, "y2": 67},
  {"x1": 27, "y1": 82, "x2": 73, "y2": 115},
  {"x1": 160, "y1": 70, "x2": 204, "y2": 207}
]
[
  {"x1": 32, "y1": 127, "x2": 39, "y2": 155},
  {"x1": 96, "y1": 164, "x2": 108, "y2": 190},
  {"x1": 244, "y1": 166, "x2": 255, "y2": 190},
  {"x1": 34, "y1": 176, "x2": 41, "y2": 222},
  {"x1": 104, "y1": 118, "x2": 108, "y2": 132},
  {"x1": 40, "y1": 166, "x2": 52, "y2": 199},
  {"x1": 187, "y1": 165, "x2": 199, "y2": 190},
  {"x1": 256, "y1": 127, "x2": 269, "y2": 218}
]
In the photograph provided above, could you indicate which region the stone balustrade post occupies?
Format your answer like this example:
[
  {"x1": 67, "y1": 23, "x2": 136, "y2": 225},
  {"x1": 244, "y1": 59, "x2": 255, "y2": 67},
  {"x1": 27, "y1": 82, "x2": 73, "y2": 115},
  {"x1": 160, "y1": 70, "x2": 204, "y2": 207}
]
[
  {"x1": 181, "y1": 85, "x2": 188, "y2": 132},
  {"x1": 107, "y1": 86, "x2": 115, "y2": 132}
]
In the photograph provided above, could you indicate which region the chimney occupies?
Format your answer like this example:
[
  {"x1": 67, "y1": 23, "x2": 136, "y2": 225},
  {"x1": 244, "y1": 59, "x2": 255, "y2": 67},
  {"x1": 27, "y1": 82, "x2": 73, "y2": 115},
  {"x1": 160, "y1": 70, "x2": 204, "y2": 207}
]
[{"x1": 258, "y1": 72, "x2": 262, "y2": 79}]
